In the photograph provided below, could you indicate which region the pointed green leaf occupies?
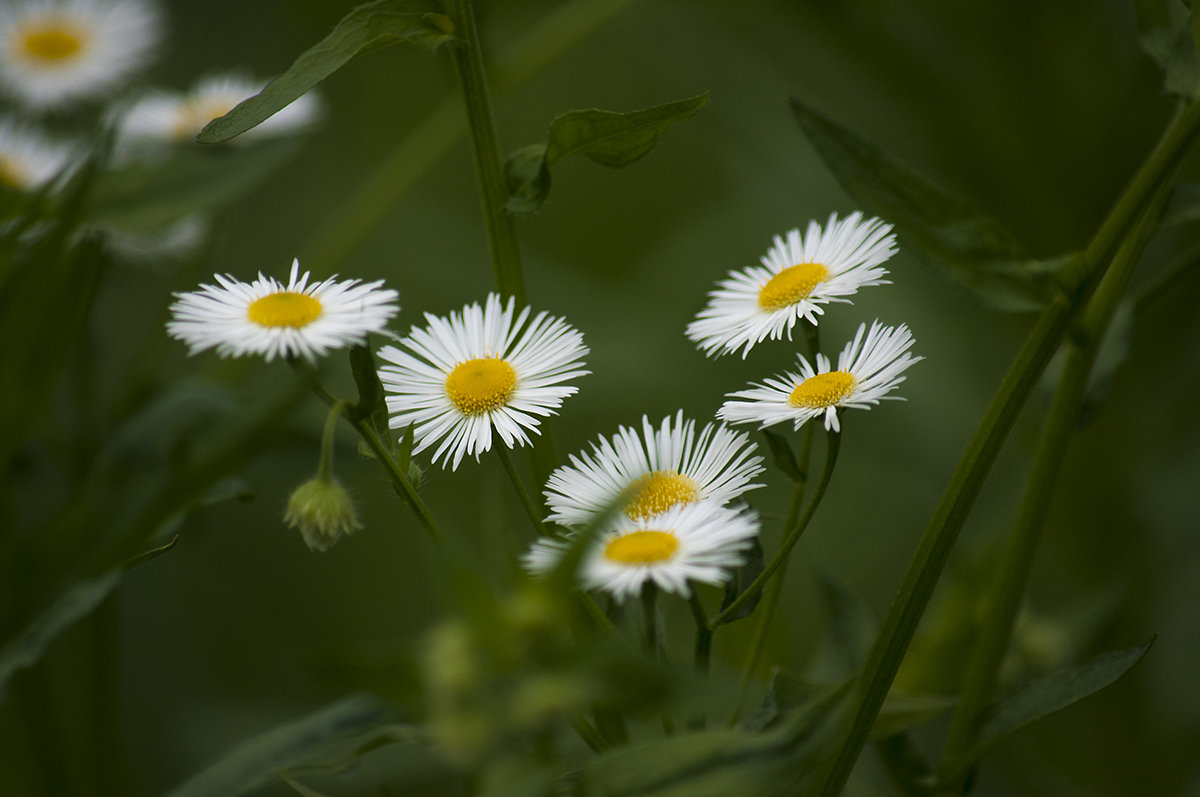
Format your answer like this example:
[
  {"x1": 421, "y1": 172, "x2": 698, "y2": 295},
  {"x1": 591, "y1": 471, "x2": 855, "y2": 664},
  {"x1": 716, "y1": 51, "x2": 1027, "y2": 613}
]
[
  {"x1": 792, "y1": 100, "x2": 1059, "y2": 312},
  {"x1": 0, "y1": 570, "x2": 122, "y2": 700},
  {"x1": 817, "y1": 573, "x2": 878, "y2": 669},
  {"x1": 950, "y1": 639, "x2": 1154, "y2": 777},
  {"x1": 197, "y1": 0, "x2": 455, "y2": 144},
  {"x1": 505, "y1": 93, "x2": 709, "y2": 213},
  {"x1": 719, "y1": 536, "x2": 765, "y2": 623},
  {"x1": 1135, "y1": 0, "x2": 1200, "y2": 98},
  {"x1": 167, "y1": 695, "x2": 403, "y2": 797},
  {"x1": 1160, "y1": 182, "x2": 1200, "y2": 228},
  {"x1": 577, "y1": 681, "x2": 851, "y2": 797},
  {"x1": 760, "y1": 428, "x2": 803, "y2": 483}
]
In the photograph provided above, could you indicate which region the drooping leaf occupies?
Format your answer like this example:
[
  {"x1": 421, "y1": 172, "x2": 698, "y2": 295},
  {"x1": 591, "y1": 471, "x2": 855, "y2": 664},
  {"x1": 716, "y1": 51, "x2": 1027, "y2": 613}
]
[
  {"x1": 1159, "y1": 182, "x2": 1200, "y2": 228},
  {"x1": 0, "y1": 570, "x2": 121, "y2": 700},
  {"x1": 167, "y1": 695, "x2": 406, "y2": 797},
  {"x1": 576, "y1": 681, "x2": 851, "y2": 797},
  {"x1": 760, "y1": 428, "x2": 803, "y2": 483},
  {"x1": 1135, "y1": 0, "x2": 1200, "y2": 98},
  {"x1": 1076, "y1": 299, "x2": 1134, "y2": 429},
  {"x1": 791, "y1": 100, "x2": 1060, "y2": 312},
  {"x1": 505, "y1": 93, "x2": 709, "y2": 213},
  {"x1": 91, "y1": 140, "x2": 302, "y2": 231},
  {"x1": 945, "y1": 639, "x2": 1154, "y2": 780},
  {"x1": 719, "y1": 536, "x2": 765, "y2": 623},
  {"x1": 816, "y1": 573, "x2": 878, "y2": 671},
  {"x1": 197, "y1": 0, "x2": 455, "y2": 144}
]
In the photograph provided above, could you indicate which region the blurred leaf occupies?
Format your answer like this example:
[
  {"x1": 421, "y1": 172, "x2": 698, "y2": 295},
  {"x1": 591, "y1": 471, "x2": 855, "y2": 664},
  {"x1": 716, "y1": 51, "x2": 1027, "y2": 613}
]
[
  {"x1": 281, "y1": 777, "x2": 333, "y2": 797},
  {"x1": 505, "y1": 93, "x2": 709, "y2": 213},
  {"x1": 167, "y1": 695, "x2": 405, "y2": 797},
  {"x1": 791, "y1": 100, "x2": 1060, "y2": 312},
  {"x1": 577, "y1": 680, "x2": 851, "y2": 797},
  {"x1": 817, "y1": 572, "x2": 878, "y2": 670},
  {"x1": 719, "y1": 536, "x2": 764, "y2": 623},
  {"x1": 92, "y1": 140, "x2": 302, "y2": 231},
  {"x1": 0, "y1": 570, "x2": 121, "y2": 701},
  {"x1": 760, "y1": 428, "x2": 803, "y2": 483},
  {"x1": 1076, "y1": 300, "x2": 1134, "y2": 429},
  {"x1": 1160, "y1": 182, "x2": 1200, "y2": 227},
  {"x1": 874, "y1": 733, "x2": 936, "y2": 796},
  {"x1": 946, "y1": 639, "x2": 1155, "y2": 779},
  {"x1": 871, "y1": 693, "x2": 956, "y2": 740},
  {"x1": 197, "y1": 0, "x2": 454, "y2": 144},
  {"x1": 1135, "y1": 0, "x2": 1200, "y2": 98}
]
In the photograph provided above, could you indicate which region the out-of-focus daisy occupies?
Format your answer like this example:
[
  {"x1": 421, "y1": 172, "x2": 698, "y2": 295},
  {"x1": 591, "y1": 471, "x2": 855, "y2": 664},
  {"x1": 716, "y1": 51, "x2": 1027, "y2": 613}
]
[
  {"x1": 524, "y1": 501, "x2": 759, "y2": 602},
  {"x1": 687, "y1": 212, "x2": 895, "y2": 358},
  {"x1": 544, "y1": 411, "x2": 764, "y2": 528},
  {"x1": 0, "y1": 0, "x2": 162, "y2": 109},
  {"x1": 0, "y1": 117, "x2": 73, "y2": 190},
  {"x1": 718, "y1": 320, "x2": 921, "y2": 433},
  {"x1": 167, "y1": 258, "x2": 399, "y2": 362},
  {"x1": 377, "y1": 293, "x2": 588, "y2": 471},
  {"x1": 117, "y1": 72, "x2": 320, "y2": 149}
]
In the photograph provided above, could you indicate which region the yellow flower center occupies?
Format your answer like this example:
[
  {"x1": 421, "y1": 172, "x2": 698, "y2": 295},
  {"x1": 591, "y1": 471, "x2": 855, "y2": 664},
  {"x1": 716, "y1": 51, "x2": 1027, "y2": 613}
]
[
  {"x1": 603, "y1": 530, "x2": 679, "y2": 564},
  {"x1": 172, "y1": 99, "x2": 237, "y2": 139},
  {"x1": 445, "y1": 357, "x2": 517, "y2": 415},
  {"x1": 757, "y1": 263, "x2": 830, "y2": 310},
  {"x1": 788, "y1": 371, "x2": 856, "y2": 408},
  {"x1": 246, "y1": 292, "x2": 323, "y2": 328},
  {"x1": 18, "y1": 23, "x2": 85, "y2": 63},
  {"x1": 623, "y1": 470, "x2": 699, "y2": 520}
]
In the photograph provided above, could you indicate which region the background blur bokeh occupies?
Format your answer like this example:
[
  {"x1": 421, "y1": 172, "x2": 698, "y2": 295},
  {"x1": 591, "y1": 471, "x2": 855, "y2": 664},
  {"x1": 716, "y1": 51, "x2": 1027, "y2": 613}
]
[{"x1": 3, "y1": 0, "x2": 1199, "y2": 794}]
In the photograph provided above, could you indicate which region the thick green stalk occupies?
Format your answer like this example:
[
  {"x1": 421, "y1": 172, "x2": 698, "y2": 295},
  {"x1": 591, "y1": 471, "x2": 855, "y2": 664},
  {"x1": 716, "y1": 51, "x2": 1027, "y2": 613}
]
[
  {"x1": 444, "y1": 0, "x2": 525, "y2": 304},
  {"x1": 808, "y1": 97, "x2": 1200, "y2": 797},
  {"x1": 937, "y1": 189, "x2": 1169, "y2": 787},
  {"x1": 304, "y1": 0, "x2": 638, "y2": 271},
  {"x1": 709, "y1": 428, "x2": 841, "y2": 629}
]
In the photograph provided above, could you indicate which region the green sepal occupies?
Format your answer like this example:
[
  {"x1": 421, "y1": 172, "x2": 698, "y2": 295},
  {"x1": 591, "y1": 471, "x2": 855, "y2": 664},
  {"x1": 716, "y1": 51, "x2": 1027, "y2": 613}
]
[
  {"x1": 197, "y1": 0, "x2": 455, "y2": 144},
  {"x1": 505, "y1": 93, "x2": 710, "y2": 213}
]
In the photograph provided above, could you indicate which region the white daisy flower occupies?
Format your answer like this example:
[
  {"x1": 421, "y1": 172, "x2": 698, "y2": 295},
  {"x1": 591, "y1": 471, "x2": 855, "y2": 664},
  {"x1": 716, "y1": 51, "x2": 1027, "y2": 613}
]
[
  {"x1": 117, "y1": 72, "x2": 320, "y2": 149},
  {"x1": 0, "y1": 117, "x2": 73, "y2": 190},
  {"x1": 718, "y1": 320, "x2": 921, "y2": 433},
  {"x1": 166, "y1": 258, "x2": 399, "y2": 362},
  {"x1": 686, "y1": 212, "x2": 895, "y2": 358},
  {"x1": 544, "y1": 411, "x2": 764, "y2": 528},
  {"x1": 377, "y1": 293, "x2": 588, "y2": 471},
  {"x1": 0, "y1": 0, "x2": 162, "y2": 109},
  {"x1": 524, "y1": 501, "x2": 760, "y2": 602}
]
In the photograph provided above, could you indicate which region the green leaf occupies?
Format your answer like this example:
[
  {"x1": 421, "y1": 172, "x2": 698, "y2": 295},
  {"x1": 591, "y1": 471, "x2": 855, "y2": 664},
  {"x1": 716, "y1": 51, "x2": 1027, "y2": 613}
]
[
  {"x1": 874, "y1": 733, "x2": 937, "y2": 796},
  {"x1": 91, "y1": 140, "x2": 302, "y2": 232},
  {"x1": 948, "y1": 639, "x2": 1154, "y2": 779},
  {"x1": 505, "y1": 93, "x2": 709, "y2": 213},
  {"x1": 1135, "y1": 0, "x2": 1200, "y2": 98},
  {"x1": 760, "y1": 428, "x2": 803, "y2": 483},
  {"x1": 1159, "y1": 182, "x2": 1200, "y2": 228},
  {"x1": 167, "y1": 695, "x2": 404, "y2": 797},
  {"x1": 0, "y1": 570, "x2": 121, "y2": 700},
  {"x1": 816, "y1": 573, "x2": 878, "y2": 670},
  {"x1": 791, "y1": 100, "x2": 1059, "y2": 312},
  {"x1": 197, "y1": 0, "x2": 454, "y2": 144},
  {"x1": 1076, "y1": 299, "x2": 1133, "y2": 429},
  {"x1": 577, "y1": 681, "x2": 851, "y2": 797},
  {"x1": 719, "y1": 536, "x2": 764, "y2": 623}
]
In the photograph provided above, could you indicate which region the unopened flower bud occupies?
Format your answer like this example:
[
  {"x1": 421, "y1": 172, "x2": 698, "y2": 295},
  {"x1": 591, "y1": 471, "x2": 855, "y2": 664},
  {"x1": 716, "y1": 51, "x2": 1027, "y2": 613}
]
[{"x1": 284, "y1": 477, "x2": 361, "y2": 551}]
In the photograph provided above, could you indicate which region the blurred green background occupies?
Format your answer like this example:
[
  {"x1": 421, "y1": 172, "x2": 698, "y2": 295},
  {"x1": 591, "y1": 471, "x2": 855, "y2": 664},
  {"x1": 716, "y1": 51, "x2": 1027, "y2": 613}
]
[{"x1": 3, "y1": 0, "x2": 1199, "y2": 794}]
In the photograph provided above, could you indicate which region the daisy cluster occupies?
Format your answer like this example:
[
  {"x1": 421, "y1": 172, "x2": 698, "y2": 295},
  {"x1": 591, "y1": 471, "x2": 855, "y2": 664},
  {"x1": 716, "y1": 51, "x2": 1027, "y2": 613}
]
[{"x1": 0, "y1": 0, "x2": 319, "y2": 254}]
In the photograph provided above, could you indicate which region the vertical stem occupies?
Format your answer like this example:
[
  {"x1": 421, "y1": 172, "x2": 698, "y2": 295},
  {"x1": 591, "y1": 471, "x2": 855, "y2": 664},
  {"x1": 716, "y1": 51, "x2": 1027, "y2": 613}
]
[
  {"x1": 937, "y1": 189, "x2": 1169, "y2": 788},
  {"x1": 687, "y1": 590, "x2": 712, "y2": 672},
  {"x1": 808, "y1": 97, "x2": 1200, "y2": 797},
  {"x1": 496, "y1": 445, "x2": 549, "y2": 536},
  {"x1": 641, "y1": 582, "x2": 659, "y2": 655},
  {"x1": 444, "y1": 0, "x2": 526, "y2": 304}
]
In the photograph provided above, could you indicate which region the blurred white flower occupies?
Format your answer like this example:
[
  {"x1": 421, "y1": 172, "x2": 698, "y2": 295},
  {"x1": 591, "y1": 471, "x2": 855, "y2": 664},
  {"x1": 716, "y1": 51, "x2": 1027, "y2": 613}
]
[
  {"x1": 0, "y1": 117, "x2": 74, "y2": 190},
  {"x1": 0, "y1": 0, "x2": 162, "y2": 109}
]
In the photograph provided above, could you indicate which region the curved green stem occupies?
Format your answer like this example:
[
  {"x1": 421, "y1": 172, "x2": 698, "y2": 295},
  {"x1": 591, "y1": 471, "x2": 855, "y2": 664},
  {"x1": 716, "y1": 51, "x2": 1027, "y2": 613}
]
[
  {"x1": 444, "y1": 0, "x2": 524, "y2": 304},
  {"x1": 710, "y1": 427, "x2": 841, "y2": 630},
  {"x1": 808, "y1": 97, "x2": 1200, "y2": 797},
  {"x1": 936, "y1": 183, "x2": 1171, "y2": 789},
  {"x1": 496, "y1": 445, "x2": 549, "y2": 536},
  {"x1": 291, "y1": 361, "x2": 443, "y2": 542}
]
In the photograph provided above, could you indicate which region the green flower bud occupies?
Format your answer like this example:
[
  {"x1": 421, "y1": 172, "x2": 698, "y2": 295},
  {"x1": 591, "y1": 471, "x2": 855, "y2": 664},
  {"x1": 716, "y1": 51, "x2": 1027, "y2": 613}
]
[{"x1": 284, "y1": 477, "x2": 362, "y2": 551}]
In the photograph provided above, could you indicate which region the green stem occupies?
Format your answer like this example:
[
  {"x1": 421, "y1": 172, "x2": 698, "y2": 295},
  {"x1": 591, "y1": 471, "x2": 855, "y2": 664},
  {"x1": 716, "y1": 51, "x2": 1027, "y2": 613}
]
[
  {"x1": 316, "y1": 399, "x2": 347, "y2": 483},
  {"x1": 304, "y1": 0, "x2": 638, "y2": 271},
  {"x1": 808, "y1": 97, "x2": 1200, "y2": 797},
  {"x1": 444, "y1": 0, "x2": 525, "y2": 304},
  {"x1": 687, "y1": 590, "x2": 712, "y2": 673},
  {"x1": 496, "y1": 445, "x2": 549, "y2": 536},
  {"x1": 292, "y1": 362, "x2": 443, "y2": 542},
  {"x1": 936, "y1": 186, "x2": 1170, "y2": 788},
  {"x1": 642, "y1": 582, "x2": 659, "y2": 656},
  {"x1": 710, "y1": 427, "x2": 841, "y2": 629}
]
